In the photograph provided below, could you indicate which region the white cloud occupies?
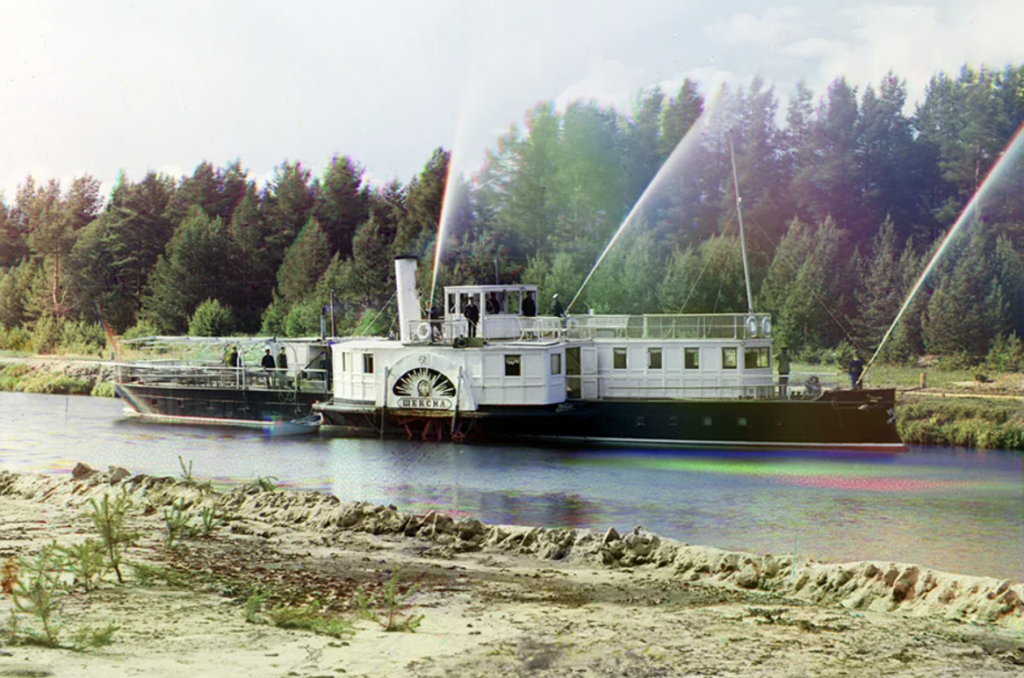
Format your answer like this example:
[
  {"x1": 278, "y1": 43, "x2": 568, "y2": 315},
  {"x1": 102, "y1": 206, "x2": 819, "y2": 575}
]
[
  {"x1": 705, "y1": 7, "x2": 806, "y2": 48},
  {"x1": 554, "y1": 57, "x2": 647, "y2": 113}
]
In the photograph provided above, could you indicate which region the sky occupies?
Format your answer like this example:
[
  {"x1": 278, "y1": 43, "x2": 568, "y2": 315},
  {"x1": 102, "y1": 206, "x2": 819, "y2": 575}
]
[{"x1": 1, "y1": 0, "x2": 1022, "y2": 204}]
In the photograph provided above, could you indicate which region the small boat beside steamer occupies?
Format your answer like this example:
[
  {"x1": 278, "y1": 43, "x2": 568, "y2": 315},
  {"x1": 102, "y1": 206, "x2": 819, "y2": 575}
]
[
  {"x1": 113, "y1": 336, "x2": 333, "y2": 435},
  {"x1": 312, "y1": 257, "x2": 903, "y2": 450}
]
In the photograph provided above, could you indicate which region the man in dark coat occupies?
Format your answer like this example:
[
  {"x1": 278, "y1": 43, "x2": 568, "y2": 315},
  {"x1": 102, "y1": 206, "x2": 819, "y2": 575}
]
[
  {"x1": 464, "y1": 297, "x2": 480, "y2": 338},
  {"x1": 261, "y1": 348, "x2": 276, "y2": 388},
  {"x1": 777, "y1": 347, "x2": 791, "y2": 398},
  {"x1": 849, "y1": 353, "x2": 864, "y2": 389},
  {"x1": 550, "y1": 294, "x2": 566, "y2": 319},
  {"x1": 522, "y1": 292, "x2": 537, "y2": 317}
]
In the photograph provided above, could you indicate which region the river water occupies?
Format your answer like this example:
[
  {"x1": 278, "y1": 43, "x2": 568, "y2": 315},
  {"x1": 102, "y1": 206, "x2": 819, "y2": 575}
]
[{"x1": 1, "y1": 392, "x2": 1021, "y2": 581}]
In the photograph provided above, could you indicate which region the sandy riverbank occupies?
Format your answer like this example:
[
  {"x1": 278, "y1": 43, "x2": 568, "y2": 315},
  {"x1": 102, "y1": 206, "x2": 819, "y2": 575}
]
[{"x1": 1, "y1": 467, "x2": 1022, "y2": 677}]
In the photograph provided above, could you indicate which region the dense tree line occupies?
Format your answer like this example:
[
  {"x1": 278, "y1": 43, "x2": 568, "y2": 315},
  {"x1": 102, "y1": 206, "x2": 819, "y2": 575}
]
[{"x1": 1, "y1": 62, "x2": 1022, "y2": 366}]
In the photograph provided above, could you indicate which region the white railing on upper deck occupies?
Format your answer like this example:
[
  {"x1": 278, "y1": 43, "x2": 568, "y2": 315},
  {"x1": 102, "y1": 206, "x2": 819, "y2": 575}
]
[{"x1": 403, "y1": 312, "x2": 773, "y2": 344}]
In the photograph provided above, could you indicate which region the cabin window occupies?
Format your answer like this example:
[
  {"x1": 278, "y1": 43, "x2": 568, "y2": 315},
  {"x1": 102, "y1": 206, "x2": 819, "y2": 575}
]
[
  {"x1": 341, "y1": 353, "x2": 349, "y2": 372},
  {"x1": 363, "y1": 353, "x2": 374, "y2": 374},
  {"x1": 613, "y1": 348, "x2": 627, "y2": 369},
  {"x1": 744, "y1": 347, "x2": 769, "y2": 369},
  {"x1": 505, "y1": 354, "x2": 521, "y2": 377},
  {"x1": 550, "y1": 353, "x2": 561, "y2": 375},
  {"x1": 647, "y1": 347, "x2": 662, "y2": 369},
  {"x1": 722, "y1": 347, "x2": 738, "y2": 369},
  {"x1": 684, "y1": 348, "x2": 700, "y2": 369}
]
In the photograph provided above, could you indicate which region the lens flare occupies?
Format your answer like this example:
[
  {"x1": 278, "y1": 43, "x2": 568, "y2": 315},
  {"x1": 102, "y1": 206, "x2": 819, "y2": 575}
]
[
  {"x1": 567, "y1": 91, "x2": 725, "y2": 314},
  {"x1": 867, "y1": 120, "x2": 1024, "y2": 372}
]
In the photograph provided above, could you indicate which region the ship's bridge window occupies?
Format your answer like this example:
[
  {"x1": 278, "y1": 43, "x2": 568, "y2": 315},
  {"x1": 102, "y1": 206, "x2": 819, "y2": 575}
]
[
  {"x1": 647, "y1": 347, "x2": 662, "y2": 370},
  {"x1": 550, "y1": 353, "x2": 561, "y2": 375},
  {"x1": 685, "y1": 348, "x2": 699, "y2": 369},
  {"x1": 722, "y1": 347, "x2": 738, "y2": 369},
  {"x1": 363, "y1": 353, "x2": 375, "y2": 374},
  {"x1": 744, "y1": 347, "x2": 769, "y2": 369},
  {"x1": 613, "y1": 348, "x2": 627, "y2": 369},
  {"x1": 505, "y1": 354, "x2": 521, "y2": 377}
]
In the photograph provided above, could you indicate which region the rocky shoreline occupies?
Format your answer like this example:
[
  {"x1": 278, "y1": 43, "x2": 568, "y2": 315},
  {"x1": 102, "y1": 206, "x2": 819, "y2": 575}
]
[{"x1": 2, "y1": 466, "x2": 1023, "y2": 677}]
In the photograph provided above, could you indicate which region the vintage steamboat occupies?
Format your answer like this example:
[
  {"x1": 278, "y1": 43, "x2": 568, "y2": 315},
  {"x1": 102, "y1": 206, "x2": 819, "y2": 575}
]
[{"x1": 312, "y1": 257, "x2": 903, "y2": 450}]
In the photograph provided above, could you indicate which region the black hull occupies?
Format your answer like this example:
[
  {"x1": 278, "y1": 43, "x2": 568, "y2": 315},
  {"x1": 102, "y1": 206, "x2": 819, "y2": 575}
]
[
  {"x1": 319, "y1": 389, "x2": 903, "y2": 450},
  {"x1": 115, "y1": 383, "x2": 323, "y2": 426}
]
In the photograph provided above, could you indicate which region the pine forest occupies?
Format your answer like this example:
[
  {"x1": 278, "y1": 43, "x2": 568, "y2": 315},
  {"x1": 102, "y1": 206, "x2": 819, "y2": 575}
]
[{"x1": 1, "y1": 63, "x2": 1023, "y2": 369}]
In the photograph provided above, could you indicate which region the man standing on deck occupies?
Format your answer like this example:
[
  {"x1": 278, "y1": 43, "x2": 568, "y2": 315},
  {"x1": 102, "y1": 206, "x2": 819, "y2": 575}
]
[
  {"x1": 550, "y1": 294, "x2": 566, "y2": 319},
  {"x1": 522, "y1": 291, "x2": 537, "y2": 317},
  {"x1": 464, "y1": 296, "x2": 480, "y2": 338},
  {"x1": 849, "y1": 353, "x2": 864, "y2": 389},
  {"x1": 261, "y1": 348, "x2": 276, "y2": 388},
  {"x1": 276, "y1": 347, "x2": 288, "y2": 388},
  {"x1": 777, "y1": 347, "x2": 791, "y2": 398}
]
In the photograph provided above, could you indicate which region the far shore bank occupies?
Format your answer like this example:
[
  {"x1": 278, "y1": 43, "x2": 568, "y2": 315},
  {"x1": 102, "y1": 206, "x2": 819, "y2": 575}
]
[
  {"x1": 1, "y1": 355, "x2": 1022, "y2": 450},
  {"x1": 1, "y1": 466, "x2": 1023, "y2": 676}
]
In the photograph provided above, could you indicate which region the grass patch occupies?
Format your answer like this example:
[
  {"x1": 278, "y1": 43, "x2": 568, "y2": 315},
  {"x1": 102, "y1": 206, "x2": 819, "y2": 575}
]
[{"x1": 897, "y1": 395, "x2": 1024, "y2": 449}]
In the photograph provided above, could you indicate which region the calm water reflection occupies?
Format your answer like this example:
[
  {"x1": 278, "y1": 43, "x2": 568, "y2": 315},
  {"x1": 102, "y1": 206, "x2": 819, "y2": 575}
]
[{"x1": 1, "y1": 392, "x2": 1021, "y2": 580}]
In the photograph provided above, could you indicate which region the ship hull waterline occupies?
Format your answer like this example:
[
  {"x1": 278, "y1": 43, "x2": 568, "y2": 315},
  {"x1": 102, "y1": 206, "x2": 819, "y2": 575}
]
[{"x1": 316, "y1": 388, "x2": 904, "y2": 451}]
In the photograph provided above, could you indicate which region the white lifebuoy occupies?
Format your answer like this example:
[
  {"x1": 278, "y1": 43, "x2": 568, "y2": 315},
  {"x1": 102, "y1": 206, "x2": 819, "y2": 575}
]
[
  {"x1": 415, "y1": 323, "x2": 432, "y2": 341},
  {"x1": 566, "y1": 317, "x2": 580, "y2": 330},
  {"x1": 761, "y1": 317, "x2": 772, "y2": 337},
  {"x1": 746, "y1": 316, "x2": 758, "y2": 336}
]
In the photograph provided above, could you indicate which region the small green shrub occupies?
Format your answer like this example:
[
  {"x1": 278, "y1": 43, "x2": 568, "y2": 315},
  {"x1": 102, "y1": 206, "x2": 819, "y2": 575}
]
[
  {"x1": 30, "y1": 315, "x2": 61, "y2": 355},
  {"x1": 59, "y1": 540, "x2": 106, "y2": 593},
  {"x1": 985, "y1": 333, "x2": 1024, "y2": 373},
  {"x1": 244, "y1": 592, "x2": 354, "y2": 638},
  {"x1": 189, "y1": 299, "x2": 236, "y2": 337},
  {"x1": 10, "y1": 541, "x2": 66, "y2": 647},
  {"x1": 88, "y1": 490, "x2": 138, "y2": 584},
  {"x1": 122, "y1": 319, "x2": 159, "y2": 341},
  {"x1": 91, "y1": 381, "x2": 116, "y2": 397},
  {"x1": 356, "y1": 567, "x2": 424, "y2": 632},
  {"x1": 58, "y1": 320, "x2": 108, "y2": 356},
  {"x1": 0, "y1": 325, "x2": 31, "y2": 351}
]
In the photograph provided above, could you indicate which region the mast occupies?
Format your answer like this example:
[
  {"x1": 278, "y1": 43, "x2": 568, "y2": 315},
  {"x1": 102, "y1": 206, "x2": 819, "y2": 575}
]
[{"x1": 728, "y1": 134, "x2": 755, "y2": 316}]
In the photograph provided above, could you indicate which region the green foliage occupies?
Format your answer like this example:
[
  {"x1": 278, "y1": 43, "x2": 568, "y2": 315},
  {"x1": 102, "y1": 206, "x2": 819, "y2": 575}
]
[
  {"x1": 244, "y1": 592, "x2": 355, "y2": 638},
  {"x1": 188, "y1": 298, "x2": 236, "y2": 337},
  {"x1": 122, "y1": 318, "x2": 160, "y2": 341},
  {"x1": 87, "y1": 490, "x2": 138, "y2": 584},
  {"x1": 244, "y1": 476, "x2": 280, "y2": 493},
  {"x1": 128, "y1": 562, "x2": 187, "y2": 587},
  {"x1": 10, "y1": 541, "x2": 66, "y2": 647},
  {"x1": 58, "y1": 320, "x2": 107, "y2": 356},
  {"x1": 177, "y1": 456, "x2": 213, "y2": 492},
  {"x1": 30, "y1": 314, "x2": 61, "y2": 354},
  {"x1": 18, "y1": 372, "x2": 93, "y2": 395},
  {"x1": 0, "y1": 324, "x2": 32, "y2": 351},
  {"x1": 897, "y1": 396, "x2": 1024, "y2": 449},
  {"x1": 59, "y1": 539, "x2": 106, "y2": 593},
  {"x1": 91, "y1": 381, "x2": 116, "y2": 397},
  {"x1": 355, "y1": 567, "x2": 424, "y2": 632},
  {"x1": 985, "y1": 333, "x2": 1024, "y2": 372}
]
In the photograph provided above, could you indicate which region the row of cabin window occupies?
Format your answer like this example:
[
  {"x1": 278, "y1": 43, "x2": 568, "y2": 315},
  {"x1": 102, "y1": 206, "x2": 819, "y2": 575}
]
[
  {"x1": 611, "y1": 346, "x2": 770, "y2": 370},
  {"x1": 338, "y1": 352, "x2": 563, "y2": 378},
  {"x1": 503, "y1": 353, "x2": 562, "y2": 377},
  {"x1": 339, "y1": 353, "x2": 375, "y2": 374}
]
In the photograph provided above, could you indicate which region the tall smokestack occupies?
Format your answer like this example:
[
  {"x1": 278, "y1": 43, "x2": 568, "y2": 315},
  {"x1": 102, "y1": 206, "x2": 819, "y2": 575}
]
[{"x1": 394, "y1": 256, "x2": 421, "y2": 343}]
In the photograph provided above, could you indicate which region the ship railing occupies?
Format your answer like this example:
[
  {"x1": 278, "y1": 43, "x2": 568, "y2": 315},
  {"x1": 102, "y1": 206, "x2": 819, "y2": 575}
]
[
  {"x1": 576, "y1": 313, "x2": 773, "y2": 340},
  {"x1": 403, "y1": 312, "x2": 774, "y2": 343},
  {"x1": 117, "y1": 361, "x2": 331, "y2": 393}
]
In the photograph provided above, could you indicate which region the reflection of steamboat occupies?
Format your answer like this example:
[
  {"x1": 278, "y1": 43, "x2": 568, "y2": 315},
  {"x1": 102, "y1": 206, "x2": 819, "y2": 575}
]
[{"x1": 314, "y1": 256, "x2": 903, "y2": 450}]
